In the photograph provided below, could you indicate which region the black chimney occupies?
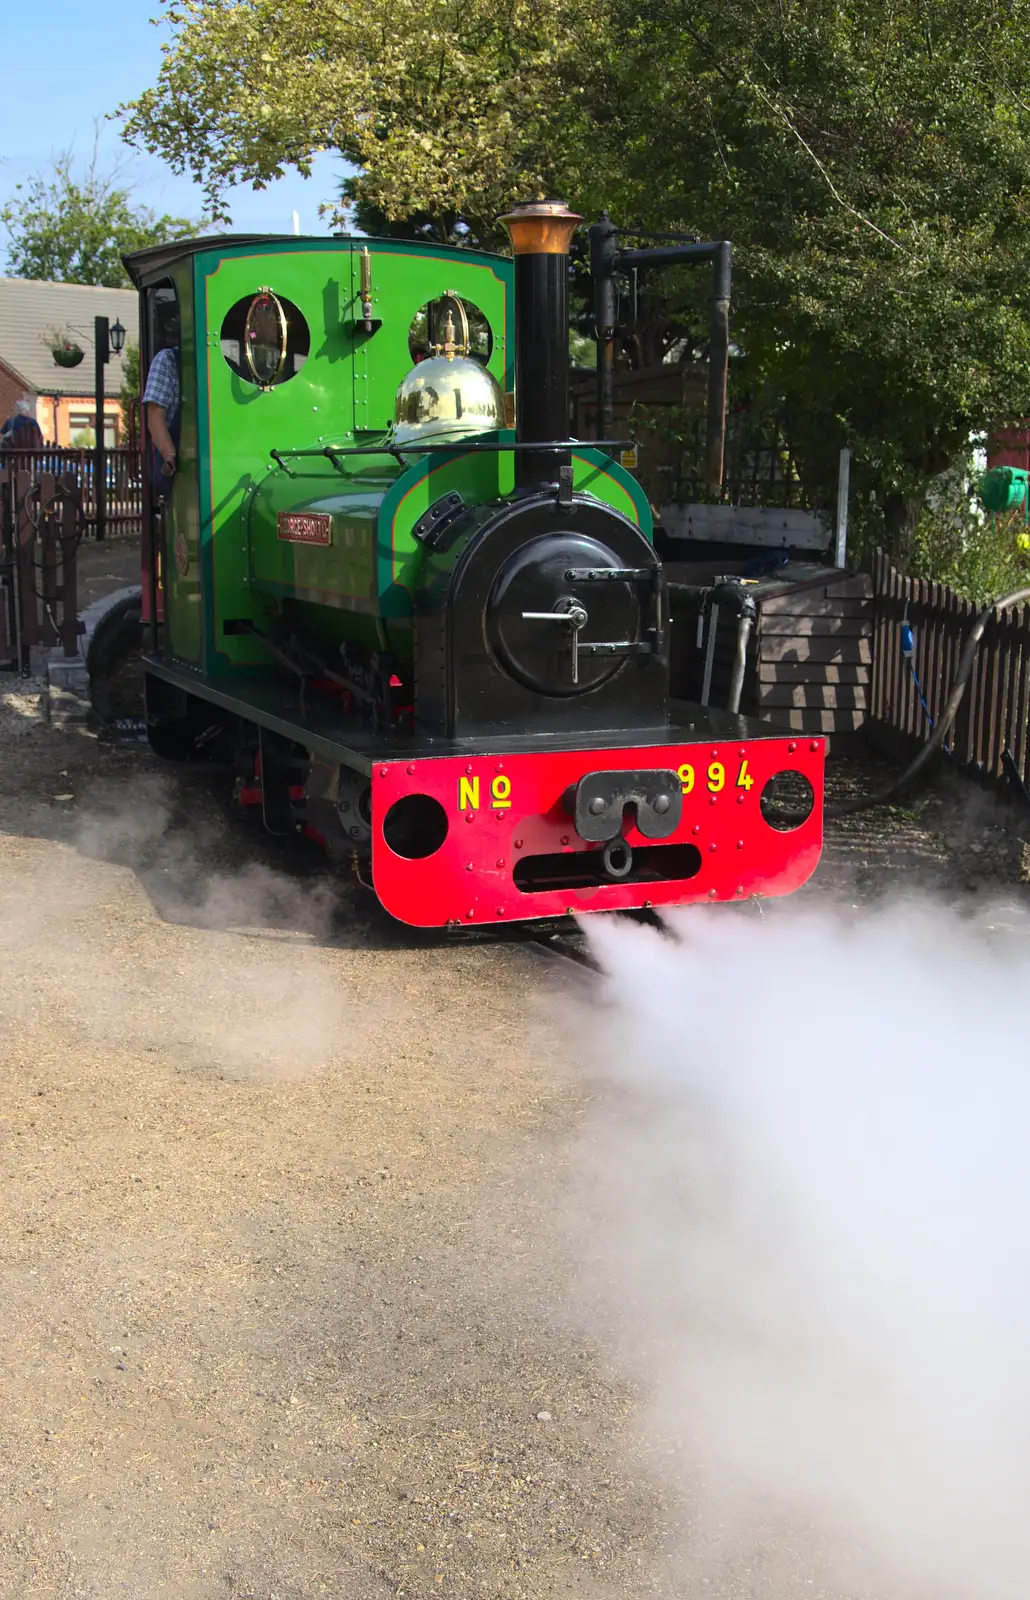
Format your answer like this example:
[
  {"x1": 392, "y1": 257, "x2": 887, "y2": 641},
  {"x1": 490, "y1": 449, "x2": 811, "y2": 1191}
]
[{"x1": 498, "y1": 201, "x2": 581, "y2": 488}]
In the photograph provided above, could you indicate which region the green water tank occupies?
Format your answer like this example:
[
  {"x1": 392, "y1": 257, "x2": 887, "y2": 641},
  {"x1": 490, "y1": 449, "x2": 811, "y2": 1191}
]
[{"x1": 980, "y1": 464, "x2": 1030, "y2": 513}]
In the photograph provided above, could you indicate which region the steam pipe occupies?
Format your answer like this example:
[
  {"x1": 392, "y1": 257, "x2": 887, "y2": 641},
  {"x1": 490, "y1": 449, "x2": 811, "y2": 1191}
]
[
  {"x1": 590, "y1": 213, "x2": 619, "y2": 450},
  {"x1": 727, "y1": 596, "x2": 757, "y2": 714},
  {"x1": 700, "y1": 604, "x2": 719, "y2": 706},
  {"x1": 589, "y1": 225, "x2": 732, "y2": 495},
  {"x1": 697, "y1": 578, "x2": 757, "y2": 712},
  {"x1": 706, "y1": 243, "x2": 731, "y2": 498}
]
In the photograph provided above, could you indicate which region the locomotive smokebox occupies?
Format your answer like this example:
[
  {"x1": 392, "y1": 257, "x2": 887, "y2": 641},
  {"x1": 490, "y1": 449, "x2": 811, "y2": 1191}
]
[{"x1": 499, "y1": 200, "x2": 581, "y2": 488}]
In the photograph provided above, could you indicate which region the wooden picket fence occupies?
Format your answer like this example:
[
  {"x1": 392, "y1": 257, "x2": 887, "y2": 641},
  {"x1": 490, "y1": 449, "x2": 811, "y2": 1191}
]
[
  {"x1": 0, "y1": 447, "x2": 142, "y2": 538},
  {"x1": 0, "y1": 466, "x2": 81, "y2": 671},
  {"x1": 867, "y1": 549, "x2": 1030, "y2": 790}
]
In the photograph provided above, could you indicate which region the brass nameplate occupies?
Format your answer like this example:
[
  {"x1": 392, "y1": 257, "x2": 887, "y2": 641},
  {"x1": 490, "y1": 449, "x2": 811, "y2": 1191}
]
[{"x1": 277, "y1": 512, "x2": 332, "y2": 546}]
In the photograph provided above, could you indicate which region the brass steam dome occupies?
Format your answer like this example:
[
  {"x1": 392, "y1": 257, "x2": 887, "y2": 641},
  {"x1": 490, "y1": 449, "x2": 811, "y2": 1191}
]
[{"x1": 392, "y1": 300, "x2": 504, "y2": 446}]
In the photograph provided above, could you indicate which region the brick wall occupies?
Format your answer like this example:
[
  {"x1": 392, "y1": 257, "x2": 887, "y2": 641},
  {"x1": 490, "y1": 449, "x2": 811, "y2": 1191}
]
[{"x1": 0, "y1": 360, "x2": 35, "y2": 426}]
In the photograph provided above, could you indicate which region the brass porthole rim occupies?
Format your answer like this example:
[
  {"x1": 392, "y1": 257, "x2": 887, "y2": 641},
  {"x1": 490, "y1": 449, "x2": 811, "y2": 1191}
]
[{"x1": 243, "y1": 289, "x2": 289, "y2": 388}]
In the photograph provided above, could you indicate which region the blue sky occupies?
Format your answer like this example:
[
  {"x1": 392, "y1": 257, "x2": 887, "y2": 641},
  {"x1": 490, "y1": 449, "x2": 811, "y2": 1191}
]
[{"x1": 2, "y1": 0, "x2": 348, "y2": 268}]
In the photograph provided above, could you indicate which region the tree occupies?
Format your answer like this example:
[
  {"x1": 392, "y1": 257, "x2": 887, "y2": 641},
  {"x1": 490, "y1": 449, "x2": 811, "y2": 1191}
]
[
  {"x1": 120, "y1": 341, "x2": 141, "y2": 412},
  {"x1": 119, "y1": 0, "x2": 600, "y2": 244},
  {"x1": 1, "y1": 140, "x2": 195, "y2": 288},
  {"x1": 338, "y1": 178, "x2": 483, "y2": 250},
  {"x1": 580, "y1": 0, "x2": 1030, "y2": 552},
  {"x1": 120, "y1": 0, "x2": 1030, "y2": 556}
]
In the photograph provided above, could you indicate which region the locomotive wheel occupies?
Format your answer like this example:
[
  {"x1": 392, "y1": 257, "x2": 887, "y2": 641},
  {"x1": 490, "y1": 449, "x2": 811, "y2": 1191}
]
[{"x1": 88, "y1": 593, "x2": 144, "y2": 723}]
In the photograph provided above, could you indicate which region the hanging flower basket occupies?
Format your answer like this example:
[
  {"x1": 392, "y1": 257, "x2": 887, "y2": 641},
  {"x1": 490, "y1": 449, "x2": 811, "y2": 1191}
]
[{"x1": 42, "y1": 325, "x2": 85, "y2": 368}]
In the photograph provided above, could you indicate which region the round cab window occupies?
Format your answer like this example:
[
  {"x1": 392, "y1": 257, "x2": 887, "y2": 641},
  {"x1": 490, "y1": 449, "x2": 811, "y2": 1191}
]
[
  {"x1": 408, "y1": 295, "x2": 492, "y2": 366},
  {"x1": 220, "y1": 292, "x2": 310, "y2": 387}
]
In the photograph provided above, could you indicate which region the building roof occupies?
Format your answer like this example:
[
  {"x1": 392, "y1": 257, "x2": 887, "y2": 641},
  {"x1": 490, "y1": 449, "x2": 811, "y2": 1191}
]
[
  {"x1": 0, "y1": 353, "x2": 35, "y2": 394},
  {"x1": 0, "y1": 278, "x2": 138, "y2": 399}
]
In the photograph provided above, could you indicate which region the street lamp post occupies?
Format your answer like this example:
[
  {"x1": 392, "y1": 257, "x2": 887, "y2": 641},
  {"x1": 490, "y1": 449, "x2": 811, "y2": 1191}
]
[
  {"x1": 93, "y1": 315, "x2": 109, "y2": 543},
  {"x1": 93, "y1": 316, "x2": 126, "y2": 543}
]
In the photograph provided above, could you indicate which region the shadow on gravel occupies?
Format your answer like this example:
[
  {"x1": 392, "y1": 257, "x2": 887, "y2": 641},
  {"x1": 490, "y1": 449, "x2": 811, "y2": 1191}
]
[
  {"x1": 9, "y1": 753, "x2": 578, "y2": 962},
  {"x1": 4, "y1": 721, "x2": 1030, "y2": 956}
]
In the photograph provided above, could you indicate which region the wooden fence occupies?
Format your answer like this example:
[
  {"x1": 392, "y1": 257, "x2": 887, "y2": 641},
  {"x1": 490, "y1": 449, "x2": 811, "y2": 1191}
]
[
  {"x1": 0, "y1": 447, "x2": 142, "y2": 538},
  {"x1": 0, "y1": 467, "x2": 81, "y2": 670},
  {"x1": 867, "y1": 549, "x2": 1030, "y2": 788}
]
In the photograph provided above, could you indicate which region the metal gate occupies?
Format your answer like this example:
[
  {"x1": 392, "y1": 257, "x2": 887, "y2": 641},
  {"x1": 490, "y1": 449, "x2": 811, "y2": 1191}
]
[
  {"x1": 0, "y1": 466, "x2": 82, "y2": 673},
  {"x1": 0, "y1": 468, "x2": 22, "y2": 671}
]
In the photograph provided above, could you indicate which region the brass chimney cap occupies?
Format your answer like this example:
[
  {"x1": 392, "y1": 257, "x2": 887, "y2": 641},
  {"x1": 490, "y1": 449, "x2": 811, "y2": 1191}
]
[{"x1": 498, "y1": 199, "x2": 582, "y2": 256}]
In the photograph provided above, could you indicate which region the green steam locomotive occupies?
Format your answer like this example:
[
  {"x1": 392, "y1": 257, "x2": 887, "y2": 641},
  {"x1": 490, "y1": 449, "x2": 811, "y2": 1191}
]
[{"x1": 126, "y1": 203, "x2": 823, "y2": 927}]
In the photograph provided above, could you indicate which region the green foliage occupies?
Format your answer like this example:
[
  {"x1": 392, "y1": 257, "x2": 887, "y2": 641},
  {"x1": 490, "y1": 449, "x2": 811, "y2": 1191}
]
[
  {"x1": 340, "y1": 178, "x2": 483, "y2": 249},
  {"x1": 1, "y1": 141, "x2": 195, "y2": 287},
  {"x1": 120, "y1": 0, "x2": 1030, "y2": 566},
  {"x1": 908, "y1": 450, "x2": 1030, "y2": 604},
  {"x1": 120, "y1": 341, "x2": 141, "y2": 411},
  {"x1": 582, "y1": 0, "x2": 1030, "y2": 556},
  {"x1": 569, "y1": 330, "x2": 597, "y2": 369},
  {"x1": 119, "y1": 0, "x2": 597, "y2": 242}
]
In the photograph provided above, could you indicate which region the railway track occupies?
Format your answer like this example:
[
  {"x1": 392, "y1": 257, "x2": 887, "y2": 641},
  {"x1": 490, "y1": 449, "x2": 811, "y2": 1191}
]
[
  {"x1": 524, "y1": 926, "x2": 600, "y2": 974},
  {"x1": 522, "y1": 907, "x2": 673, "y2": 976}
]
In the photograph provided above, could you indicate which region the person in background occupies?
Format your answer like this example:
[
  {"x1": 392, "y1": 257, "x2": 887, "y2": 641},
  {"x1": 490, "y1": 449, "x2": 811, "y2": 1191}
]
[
  {"x1": 143, "y1": 312, "x2": 180, "y2": 498},
  {"x1": 0, "y1": 397, "x2": 45, "y2": 451}
]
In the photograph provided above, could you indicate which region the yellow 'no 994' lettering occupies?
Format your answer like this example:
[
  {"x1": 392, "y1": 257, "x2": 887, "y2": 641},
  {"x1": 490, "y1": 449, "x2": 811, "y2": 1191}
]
[
  {"x1": 680, "y1": 757, "x2": 752, "y2": 798},
  {"x1": 458, "y1": 775, "x2": 480, "y2": 811},
  {"x1": 458, "y1": 773, "x2": 514, "y2": 811}
]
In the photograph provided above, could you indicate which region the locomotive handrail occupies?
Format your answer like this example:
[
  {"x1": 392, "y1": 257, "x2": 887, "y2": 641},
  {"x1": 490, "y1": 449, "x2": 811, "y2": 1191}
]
[
  {"x1": 400, "y1": 439, "x2": 632, "y2": 454},
  {"x1": 269, "y1": 439, "x2": 633, "y2": 474}
]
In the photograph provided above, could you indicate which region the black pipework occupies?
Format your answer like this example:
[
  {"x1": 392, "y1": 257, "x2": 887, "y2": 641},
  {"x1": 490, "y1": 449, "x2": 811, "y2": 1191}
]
[{"x1": 589, "y1": 216, "x2": 732, "y2": 496}]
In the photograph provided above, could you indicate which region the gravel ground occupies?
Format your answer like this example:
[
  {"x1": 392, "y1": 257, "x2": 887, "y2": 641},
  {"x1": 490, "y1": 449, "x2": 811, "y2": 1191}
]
[
  {"x1": 75, "y1": 538, "x2": 141, "y2": 611},
  {"x1": 0, "y1": 700, "x2": 1027, "y2": 1599},
  {"x1": 814, "y1": 752, "x2": 1030, "y2": 917},
  {"x1": 0, "y1": 715, "x2": 673, "y2": 1600}
]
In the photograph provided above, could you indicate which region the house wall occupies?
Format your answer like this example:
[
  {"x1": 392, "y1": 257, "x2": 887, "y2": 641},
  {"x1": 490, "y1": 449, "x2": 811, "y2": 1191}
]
[
  {"x1": 35, "y1": 394, "x2": 124, "y2": 448},
  {"x1": 0, "y1": 360, "x2": 35, "y2": 425}
]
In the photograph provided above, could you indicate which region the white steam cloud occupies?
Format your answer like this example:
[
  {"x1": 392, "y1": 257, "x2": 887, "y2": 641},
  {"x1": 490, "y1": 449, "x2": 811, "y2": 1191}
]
[{"x1": 572, "y1": 901, "x2": 1030, "y2": 1599}]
